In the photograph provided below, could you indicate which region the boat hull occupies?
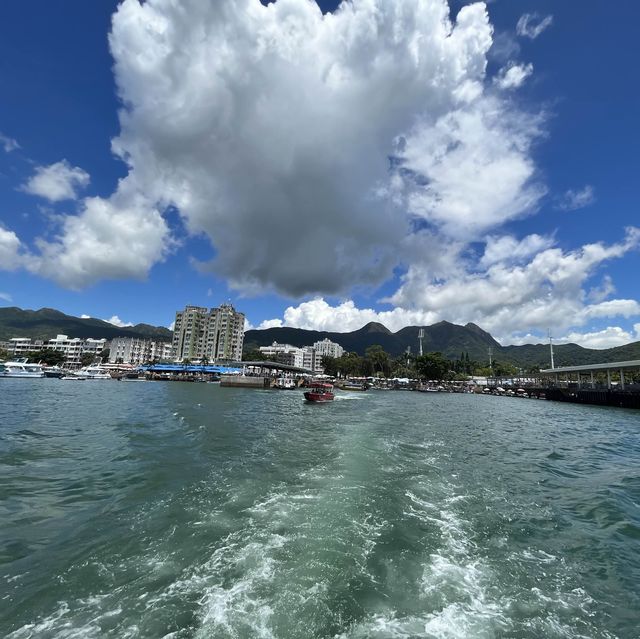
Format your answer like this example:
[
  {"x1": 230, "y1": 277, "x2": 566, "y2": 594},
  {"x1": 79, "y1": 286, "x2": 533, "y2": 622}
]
[
  {"x1": 0, "y1": 372, "x2": 45, "y2": 378},
  {"x1": 304, "y1": 391, "x2": 335, "y2": 402}
]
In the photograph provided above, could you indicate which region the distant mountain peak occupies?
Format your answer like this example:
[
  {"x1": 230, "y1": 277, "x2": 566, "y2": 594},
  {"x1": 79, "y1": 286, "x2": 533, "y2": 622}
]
[
  {"x1": 359, "y1": 321, "x2": 392, "y2": 334},
  {"x1": 464, "y1": 322, "x2": 501, "y2": 346}
]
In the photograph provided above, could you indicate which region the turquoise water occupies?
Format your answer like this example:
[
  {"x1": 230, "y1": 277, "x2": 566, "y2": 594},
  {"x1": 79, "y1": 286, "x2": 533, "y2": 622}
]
[{"x1": 1, "y1": 379, "x2": 639, "y2": 638}]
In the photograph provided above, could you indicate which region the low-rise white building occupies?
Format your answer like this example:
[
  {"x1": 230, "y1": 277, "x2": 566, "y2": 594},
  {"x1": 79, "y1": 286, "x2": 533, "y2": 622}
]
[
  {"x1": 1, "y1": 335, "x2": 107, "y2": 367},
  {"x1": 47, "y1": 335, "x2": 108, "y2": 367},
  {"x1": 259, "y1": 342, "x2": 306, "y2": 368},
  {"x1": 258, "y1": 342, "x2": 324, "y2": 372},
  {"x1": 109, "y1": 337, "x2": 173, "y2": 365},
  {"x1": 3, "y1": 337, "x2": 45, "y2": 356}
]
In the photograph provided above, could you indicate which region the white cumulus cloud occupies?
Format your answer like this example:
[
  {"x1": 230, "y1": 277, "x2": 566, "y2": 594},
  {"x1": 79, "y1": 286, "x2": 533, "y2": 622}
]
[
  {"x1": 494, "y1": 62, "x2": 533, "y2": 90},
  {"x1": 258, "y1": 297, "x2": 439, "y2": 333},
  {"x1": 105, "y1": 315, "x2": 134, "y2": 327},
  {"x1": 0, "y1": 226, "x2": 23, "y2": 270},
  {"x1": 556, "y1": 325, "x2": 640, "y2": 350},
  {"x1": 257, "y1": 228, "x2": 640, "y2": 344},
  {"x1": 25, "y1": 179, "x2": 172, "y2": 289},
  {"x1": 398, "y1": 95, "x2": 545, "y2": 239},
  {"x1": 21, "y1": 160, "x2": 90, "y2": 202},
  {"x1": 556, "y1": 185, "x2": 595, "y2": 211},
  {"x1": 516, "y1": 13, "x2": 553, "y2": 40},
  {"x1": 100, "y1": 0, "x2": 545, "y2": 296},
  {"x1": 480, "y1": 233, "x2": 554, "y2": 268}
]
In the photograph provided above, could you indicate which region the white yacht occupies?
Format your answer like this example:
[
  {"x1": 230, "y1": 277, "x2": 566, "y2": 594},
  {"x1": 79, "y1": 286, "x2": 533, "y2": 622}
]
[
  {"x1": 0, "y1": 359, "x2": 45, "y2": 378},
  {"x1": 79, "y1": 365, "x2": 112, "y2": 380}
]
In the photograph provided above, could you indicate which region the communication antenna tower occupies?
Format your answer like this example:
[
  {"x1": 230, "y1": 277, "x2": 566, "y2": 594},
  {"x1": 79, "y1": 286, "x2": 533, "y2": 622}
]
[
  {"x1": 548, "y1": 329, "x2": 555, "y2": 369},
  {"x1": 418, "y1": 329, "x2": 424, "y2": 356}
]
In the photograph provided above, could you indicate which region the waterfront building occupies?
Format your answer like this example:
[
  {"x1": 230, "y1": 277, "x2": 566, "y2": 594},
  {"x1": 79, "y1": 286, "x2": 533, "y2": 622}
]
[
  {"x1": 302, "y1": 347, "x2": 316, "y2": 372},
  {"x1": 206, "y1": 303, "x2": 246, "y2": 362},
  {"x1": 157, "y1": 342, "x2": 174, "y2": 361},
  {"x1": 258, "y1": 342, "x2": 319, "y2": 372},
  {"x1": 1, "y1": 334, "x2": 107, "y2": 367},
  {"x1": 3, "y1": 337, "x2": 45, "y2": 356},
  {"x1": 47, "y1": 334, "x2": 108, "y2": 367},
  {"x1": 312, "y1": 338, "x2": 344, "y2": 373},
  {"x1": 109, "y1": 337, "x2": 173, "y2": 365},
  {"x1": 314, "y1": 338, "x2": 344, "y2": 360},
  {"x1": 172, "y1": 303, "x2": 245, "y2": 363},
  {"x1": 172, "y1": 305, "x2": 209, "y2": 362},
  {"x1": 258, "y1": 342, "x2": 305, "y2": 368}
]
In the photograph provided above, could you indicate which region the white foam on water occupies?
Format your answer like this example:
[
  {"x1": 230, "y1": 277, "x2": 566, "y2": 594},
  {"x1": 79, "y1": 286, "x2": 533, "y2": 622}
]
[
  {"x1": 334, "y1": 394, "x2": 369, "y2": 401},
  {"x1": 400, "y1": 477, "x2": 512, "y2": 638},
  {"x1": 336, "y1": 613, "x2": 429, "y2": 638},
  {"x1": 5, "y1": 599, "x2": 124, "y2": 639},
  {"x1": 192, "y1": 532, "x2": 291, "y2": 639}
]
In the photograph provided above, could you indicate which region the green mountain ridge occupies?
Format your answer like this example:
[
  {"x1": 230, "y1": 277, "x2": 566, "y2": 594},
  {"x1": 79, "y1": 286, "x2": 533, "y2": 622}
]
[
  {"x1": 0, "y1": 307, "x2": 173, "y2": 342},
  {"x1": 245, "y1": 321, "x2": 640, "y2": 368}
]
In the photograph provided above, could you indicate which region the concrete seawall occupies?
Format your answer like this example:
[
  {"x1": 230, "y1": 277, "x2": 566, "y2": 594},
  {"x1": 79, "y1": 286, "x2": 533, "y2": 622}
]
[{"x1": 220, "y1": 375, "x2": 270, "y2": 389}]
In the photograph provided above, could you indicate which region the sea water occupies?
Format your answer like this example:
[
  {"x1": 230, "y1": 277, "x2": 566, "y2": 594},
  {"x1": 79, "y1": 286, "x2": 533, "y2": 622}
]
[{"x1": 1, "y1": 379, "x2": 639, "y2": 638}]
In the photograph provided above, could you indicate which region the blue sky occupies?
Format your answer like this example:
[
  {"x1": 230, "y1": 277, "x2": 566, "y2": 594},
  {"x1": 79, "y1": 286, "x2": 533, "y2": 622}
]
[{"x1": 0, "y1": 0, "x2": 638, "y2": 348}]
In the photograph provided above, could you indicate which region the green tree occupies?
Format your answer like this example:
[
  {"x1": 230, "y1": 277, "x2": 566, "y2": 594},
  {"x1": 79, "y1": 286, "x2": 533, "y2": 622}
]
[
  {"x1": 365, "y1": 345, "x2": 390, "y2": 378},
  {"x1": 391, "y1": 352, "x2": 416, "y2": 378},
  {"x1": 25, "y1": 350, "x2": 66, "y2": 366},
  {"x1": 320, "y1": 355, "x2": 339, "y2": 377},
  {"x1": 416, "y1": 352, "x2": 451, "y2": 381},
  {"x1": 242, "y1": 349, "x2": 268, "y2": 362},
  {"x1": 492, "y1": 360, "x2": 517, "y2": 377},
  {"x1": 80, "y1": 352, "x2": 96, "y2": 367},
  {"x1": 336, "y1": 352, "x2": 364, "y2": 378},
  {"x1": 0, "y1": 348, "x2": 9, "y2": 361}
]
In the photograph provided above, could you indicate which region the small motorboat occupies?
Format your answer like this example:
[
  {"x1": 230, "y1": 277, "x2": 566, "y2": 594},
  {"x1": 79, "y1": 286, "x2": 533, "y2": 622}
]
[
  {"x1": 304, "y1": 382, "x2": 335, "y2": 402},
  {"x1": 274, "y1": 377, "x2": 296, "y2": 390},
  {"x1": 340, "y1": 380, "x2": 368, "y2": 391}
]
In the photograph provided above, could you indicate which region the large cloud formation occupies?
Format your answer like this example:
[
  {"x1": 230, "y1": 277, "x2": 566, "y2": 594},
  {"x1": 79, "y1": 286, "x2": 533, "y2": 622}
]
[{"x1": 106, "y1": 0, "x2": 529, "y2": 296}]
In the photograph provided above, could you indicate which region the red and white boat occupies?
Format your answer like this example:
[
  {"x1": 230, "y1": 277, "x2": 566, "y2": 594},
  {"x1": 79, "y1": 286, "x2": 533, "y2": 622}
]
[{"x1": 303, "y1": 382, "x2": 335, "y2": 402}]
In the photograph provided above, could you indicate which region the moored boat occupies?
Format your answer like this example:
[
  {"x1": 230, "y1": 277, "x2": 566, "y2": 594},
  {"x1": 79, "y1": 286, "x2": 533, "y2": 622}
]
[
  {"x1": 274, "y1": 377, "x2": 297, "y2": 390},
  {"x1": 339, "y1": 380, "x2": 368, "y2": 391},
  {"x1": 61, "y1": 373, "x2": 87, "y2": 380},
  {"x1": 304, "y1": 382, "x2": 335, "y2": 402},
  {"x1": 79, "y1": 365, "x2": 112, "y2": 380},
  {"x1": 0, "y1": 359, "x2": 45, "y2": 378},
  {"x1": 43, "y1": 366, "x2": 66, "y2": 378}
]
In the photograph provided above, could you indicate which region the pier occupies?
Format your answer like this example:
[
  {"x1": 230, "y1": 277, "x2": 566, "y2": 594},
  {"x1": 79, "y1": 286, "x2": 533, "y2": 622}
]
[
  {"x1": 539, "y1": 359, "x2": 640, "y2": 409},
  {"x1": 220, "y1": 360, "x2": 312, "y2": 388}
]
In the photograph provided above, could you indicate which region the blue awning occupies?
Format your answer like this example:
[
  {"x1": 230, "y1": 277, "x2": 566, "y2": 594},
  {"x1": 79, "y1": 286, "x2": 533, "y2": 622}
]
[{"x1": 140, "y1": 364, "x2": 242, "y2": 374}]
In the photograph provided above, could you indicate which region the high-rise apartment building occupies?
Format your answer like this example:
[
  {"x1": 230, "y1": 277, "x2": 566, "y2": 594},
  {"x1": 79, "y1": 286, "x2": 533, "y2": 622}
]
[
  {"x1": 172, "y1": 303, "x2": 245, "y2": 362},
  {"x1": 172, "y1": 306, "x2": 208, "y2": 362}
]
